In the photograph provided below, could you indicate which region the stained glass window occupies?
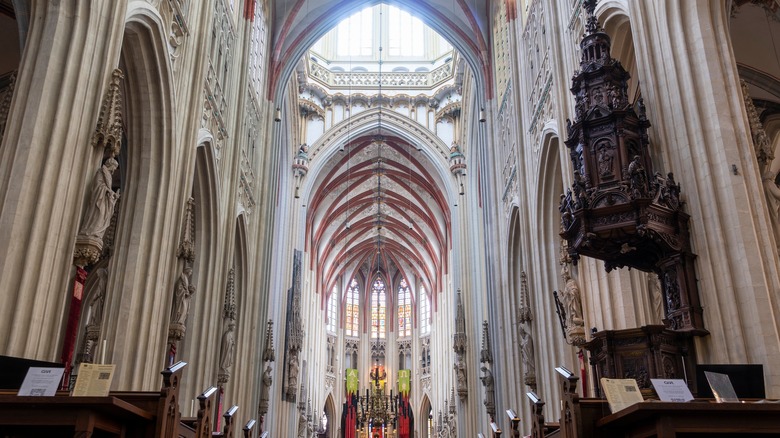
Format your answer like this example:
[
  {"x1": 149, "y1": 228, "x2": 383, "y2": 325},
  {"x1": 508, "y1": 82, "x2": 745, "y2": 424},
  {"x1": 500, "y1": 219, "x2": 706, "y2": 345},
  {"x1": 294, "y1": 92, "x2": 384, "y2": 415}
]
[
  {"x1": 327, "y1": 285, "x2": 337, "y2": 333},
  {"x1": 420, "y1": 286, "x2": 430, "y2": 335},
  {"x1": 346, "y1": 279, "x2": 360, "y2": 337},
  {"x1": 370, "y1": 278, "x2": 386, "y2": 339},
  {"x1": 398, "y1": 278, "x2": 412, "y2": 337}
]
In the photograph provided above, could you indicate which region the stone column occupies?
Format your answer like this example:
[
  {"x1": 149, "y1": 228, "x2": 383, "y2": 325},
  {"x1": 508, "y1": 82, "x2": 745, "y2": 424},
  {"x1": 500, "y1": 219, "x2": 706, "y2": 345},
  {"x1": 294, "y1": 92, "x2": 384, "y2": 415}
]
[
  {"x1": 627, "y1": 0, "x2": 780, "y2": 395},
  {"x1": 0, "y1": 1, "x2": 126, "y2": 358}
]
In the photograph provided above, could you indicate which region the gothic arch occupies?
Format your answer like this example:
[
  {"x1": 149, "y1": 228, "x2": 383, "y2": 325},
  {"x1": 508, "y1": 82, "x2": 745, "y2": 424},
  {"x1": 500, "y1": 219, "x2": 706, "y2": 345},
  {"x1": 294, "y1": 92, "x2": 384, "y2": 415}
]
[
  {"x1": 269, "y1": 0, "x2": 490, "y2": 103},
  {"x1": 419, "y1": 394, "x2": 433, "y2": 438},
  {"x1": 226, "y1": 214, "x2": 250, "y2": 408},
  {"x1": 306, "y1": 107, "x2": 454, "y2": 189},
  {"x1": 532, "y1": 129, "x2": 573, "y2": 406},
  {"x1": 180, "y1": 139, "x2": 222, "y2": 405},
  {"x1": 103, "y1": 7, "x2": 178, "y2": 389},
  {"x1": 597, "y1": 2, "x2": 640, "y2": 105},
  {"x1": 323, "y1": 393, "x2": 337, "y2": 438}
]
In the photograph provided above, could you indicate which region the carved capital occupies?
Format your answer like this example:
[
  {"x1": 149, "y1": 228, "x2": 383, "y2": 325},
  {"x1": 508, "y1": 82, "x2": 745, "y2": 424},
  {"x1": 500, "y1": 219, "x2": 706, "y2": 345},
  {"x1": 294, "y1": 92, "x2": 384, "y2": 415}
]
[{"x1": 73, "y1": 236, "x2": 103, "y2": 267}]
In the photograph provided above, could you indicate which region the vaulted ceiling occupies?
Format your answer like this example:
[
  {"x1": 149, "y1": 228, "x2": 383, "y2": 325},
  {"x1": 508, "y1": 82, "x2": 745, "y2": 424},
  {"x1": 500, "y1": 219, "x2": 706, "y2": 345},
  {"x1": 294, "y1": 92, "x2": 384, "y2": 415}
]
[{"x1": 306, "y1": 133, "x2": 451, "y2": 304}]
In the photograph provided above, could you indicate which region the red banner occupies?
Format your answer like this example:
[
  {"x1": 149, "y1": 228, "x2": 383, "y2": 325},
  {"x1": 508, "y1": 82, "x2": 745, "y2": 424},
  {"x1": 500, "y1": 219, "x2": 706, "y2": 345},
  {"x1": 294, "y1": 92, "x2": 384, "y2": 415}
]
[{"x1": 60, "y1": 267, "x2": 88, "y2": 389}]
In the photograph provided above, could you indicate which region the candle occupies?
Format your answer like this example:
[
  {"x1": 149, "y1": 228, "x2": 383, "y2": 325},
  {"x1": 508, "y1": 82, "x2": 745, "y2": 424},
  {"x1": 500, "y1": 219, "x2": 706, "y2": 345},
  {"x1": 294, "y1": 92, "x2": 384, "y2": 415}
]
[
  {"x1": 100, "y1": 339, "x2": 107, "y2": 364},
  {"x1": 191, "y1": 399, "x2": 196, "y2": 417}
]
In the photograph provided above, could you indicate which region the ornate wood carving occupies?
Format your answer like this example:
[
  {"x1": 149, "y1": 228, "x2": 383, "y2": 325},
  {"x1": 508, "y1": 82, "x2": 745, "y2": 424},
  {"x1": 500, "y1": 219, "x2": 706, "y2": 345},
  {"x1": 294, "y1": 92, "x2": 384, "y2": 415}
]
[
  {"x1": 560, "y1": 0, "x2": 705, "y2": 334},
  {"x1": 583, "y1": 325, "x2": 695, "y2": 398}
]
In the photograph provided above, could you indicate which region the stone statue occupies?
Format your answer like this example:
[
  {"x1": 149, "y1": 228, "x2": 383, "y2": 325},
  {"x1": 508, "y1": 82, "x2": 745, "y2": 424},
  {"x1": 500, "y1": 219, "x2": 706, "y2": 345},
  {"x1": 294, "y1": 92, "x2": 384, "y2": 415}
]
[
  {"x1": 219, "y1": 321, "x2": 236, "y2": 374},
  {"x1": 453, "y1": 358, "x2": 467, "y2": 392},
  {"x1": 78, "y1": 158, "x2": 120, "y2": 239},
  {"x1": 171, "y1": 266, "x2": 195, "y2": 325},
  {"x1": 259, "y1": 365, "x2": 272, "y2": 415},
  {"x1": 448, "y1": 411, "x2": 457, "y2": 438},
  {"x1": 560, "y1": 265, "x2": 584, "y2": 326},
  {"x1": 519, "y1": 323, "x2": 536, "y2": 379},
  {"x1": 288, "y1": 353, "x2": 300, "y2": 393},
  {"x1": 87, "y1": 267, "x2": 108, "y2": 326},
  {"x1": 297, "y1": 410, "x2": 307, "y2": 438},
  {"x1": 261, "y1": 366, "x2": 272, "y2": 400},
  {"x1": 480, "y1": 365, "x2": 495, "y2": 416}
]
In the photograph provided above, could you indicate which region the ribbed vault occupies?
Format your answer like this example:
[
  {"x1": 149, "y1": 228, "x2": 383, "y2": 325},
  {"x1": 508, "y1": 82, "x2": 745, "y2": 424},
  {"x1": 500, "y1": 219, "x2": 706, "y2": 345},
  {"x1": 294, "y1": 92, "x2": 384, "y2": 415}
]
[{"x1": 306, "y1": 133, "x2": 451, "y2": 305}]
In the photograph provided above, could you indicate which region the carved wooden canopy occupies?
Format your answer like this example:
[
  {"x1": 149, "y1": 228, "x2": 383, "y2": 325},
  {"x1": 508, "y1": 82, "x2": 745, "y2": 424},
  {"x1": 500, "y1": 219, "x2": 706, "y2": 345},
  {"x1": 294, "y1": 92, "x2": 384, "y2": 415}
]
[{"x1": 560, "y1": 0, "x2": 706, "y2": 334}]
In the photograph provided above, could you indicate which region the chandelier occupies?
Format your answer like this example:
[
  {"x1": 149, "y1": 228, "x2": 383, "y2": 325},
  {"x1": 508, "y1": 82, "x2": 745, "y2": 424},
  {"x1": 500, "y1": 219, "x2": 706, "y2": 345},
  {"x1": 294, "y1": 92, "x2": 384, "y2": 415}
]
[{"x1": 354, "y1": 364, "x2": 400, "y2": 431}]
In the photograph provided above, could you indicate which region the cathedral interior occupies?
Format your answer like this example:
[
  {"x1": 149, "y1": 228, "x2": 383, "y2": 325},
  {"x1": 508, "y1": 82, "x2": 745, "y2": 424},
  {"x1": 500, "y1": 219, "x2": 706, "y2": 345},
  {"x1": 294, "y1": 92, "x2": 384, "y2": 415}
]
[{"x1": 1, "y1": 0, "x2": 780, "y2": 437}]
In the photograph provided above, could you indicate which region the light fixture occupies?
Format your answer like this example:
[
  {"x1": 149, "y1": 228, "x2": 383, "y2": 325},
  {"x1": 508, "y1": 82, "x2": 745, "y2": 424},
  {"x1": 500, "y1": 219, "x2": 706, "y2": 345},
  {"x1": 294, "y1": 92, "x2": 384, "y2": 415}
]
[
  {"x1": 274, "y1": 107, "x2": 282, "y2": 122},
  {"x1": 459, "y1": 181, "x2": 465, "y2": 196},
  {"x1": 294, "y1": 185, "x2": 300, "y2": 199},
  {"x1": 479, "y1": 107, "x2": 486, "y2": 123}
]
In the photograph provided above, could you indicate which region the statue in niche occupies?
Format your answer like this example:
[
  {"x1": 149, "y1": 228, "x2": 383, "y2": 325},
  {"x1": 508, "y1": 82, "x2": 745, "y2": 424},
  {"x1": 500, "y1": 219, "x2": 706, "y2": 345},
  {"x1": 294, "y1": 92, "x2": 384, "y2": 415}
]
[
  {"x1": 260, "y1": 365, "x2": 273, "y2": 401},
  {"x1": 597, "y1": 144, "x2": 614, "y2": 177},
  {"x1": 288, "y1": 353, "x2": 300, "y2": 394},
  {"x1": 447, "y1": 410, "x2": 457, "y2": 438},
  {"x1": 219, "y1": 320, "x2": 236, "y2": 374},
  {"x1": 607, "y1": 83, "x2": 622, "y2": 109},
  {"x1": 87, "y1": 267, "x2": 109, "y2": 326},
  {"x1": 628, "y1": 155, "x2": 647, "y2": 197},
  {"x1": 78, "y1": 158, "x2": 120, "y2": 240},
  {"x1": 519, "y1": 323, "x2": 536, "y2": 381},
  {"x1": 454, "y1": 357, "x2": 467, "y2": 392},
  {"x1": 480, "y1": 365, "x2": 495, "y2": 416},
  {"x1": 560, "y1": 265, "x2": 584, "y2": 326},
  {"x1": 171, "y1": 266, "x2": 195, "y2": 326}
]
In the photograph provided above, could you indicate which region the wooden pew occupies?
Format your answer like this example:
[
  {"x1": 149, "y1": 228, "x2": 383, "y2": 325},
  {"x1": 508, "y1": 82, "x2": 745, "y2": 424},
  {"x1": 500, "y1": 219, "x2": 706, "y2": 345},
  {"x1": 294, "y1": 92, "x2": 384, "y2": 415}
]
[
  {"x1": 242, "y1": 419, "x2": 256, "y2": 438},
  {"x1": 505, "y1": 409, "x2": 520, "y2": 438},
  {"x1": 490, "y1": 421, "x2": 502, "y2": 437},
  {"x1": 193, "y1": 386, "x2": 218, "y2": 437},
  {"x1": 556, "y1": 366, "x2": 609, "y2": 438},
  {"x1": 0, "y1": 361, "x2": 257, "y2": 438},
  {"x1": 219, "y1": 405, "x2": 239, "y2": 438},
  {"x1": 527, "y1": 391, "x2": 546, "y2": 438}
]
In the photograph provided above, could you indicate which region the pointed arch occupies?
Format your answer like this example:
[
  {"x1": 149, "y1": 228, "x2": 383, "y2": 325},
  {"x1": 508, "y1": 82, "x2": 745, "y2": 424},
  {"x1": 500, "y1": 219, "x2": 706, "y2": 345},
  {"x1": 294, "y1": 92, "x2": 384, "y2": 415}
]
[
  {"x1": 104, "y1": 4, "x2": 177, "y2": 389},
  {"x1": 269, "y1": 0, "x2": 490, "y2": 102},
  {"x1": 419, "y1": 394, "x2": 433, "y2": 438},
  {"x1": 323, "y1": 393, "x2": 337, "y2": 438},
  {"x1": 598, "y1": 2, "x2": 640, "y2": 105},
  {"x1": 178, "y1": 138, "x2": 222, "y2": 404}
]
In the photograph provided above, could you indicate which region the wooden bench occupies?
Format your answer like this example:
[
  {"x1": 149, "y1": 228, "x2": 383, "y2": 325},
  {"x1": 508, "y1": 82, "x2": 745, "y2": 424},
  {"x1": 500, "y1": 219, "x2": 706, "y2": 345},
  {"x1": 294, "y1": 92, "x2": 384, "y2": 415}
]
[{"x1": 0, "y1": 361, "x2": 256, "y2": 438}]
